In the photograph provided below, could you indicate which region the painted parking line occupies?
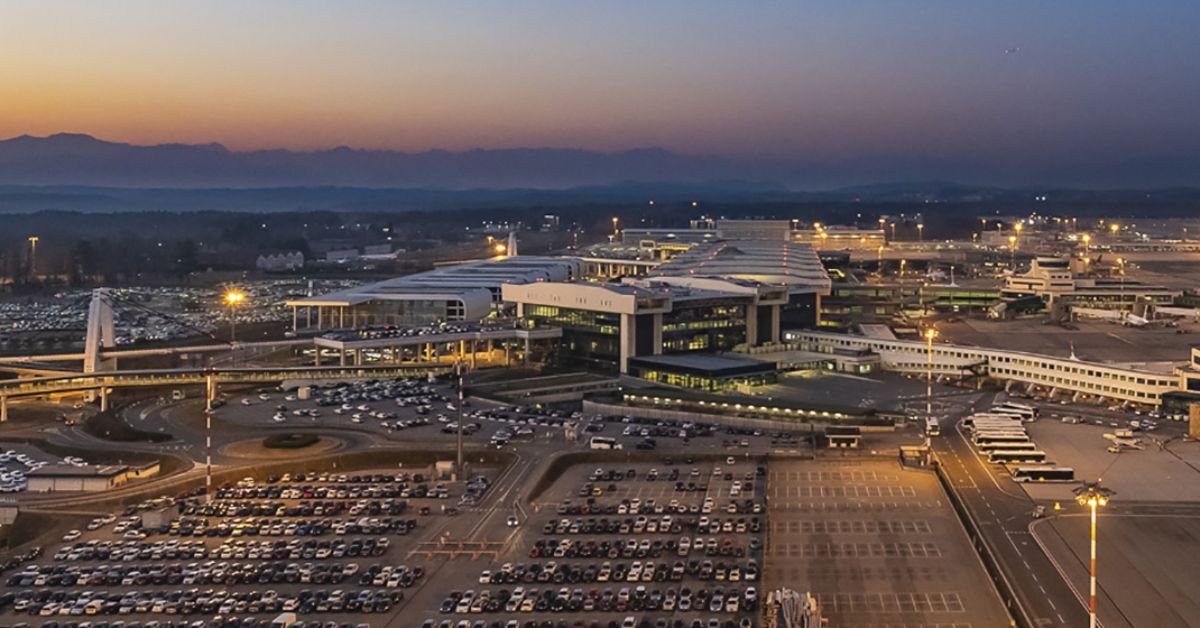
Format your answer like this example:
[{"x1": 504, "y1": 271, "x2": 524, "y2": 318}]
[
  {"x1": 816, "y1": 591, "x2": 965, "y2": 614},
  {"x1": 769, "y1": 519, "x2": 933, "y2": 535}
]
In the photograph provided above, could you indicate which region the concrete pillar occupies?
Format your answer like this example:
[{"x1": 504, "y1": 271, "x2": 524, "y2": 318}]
[
  {"x1": 470, "y1": 339, "x2": 478, "y2": 368},
  {"x1": 619, "y1": 313, "x2": 636, "y2": 374},
  {"x1": 99, "y1": 387, "x2": 108, "y2": 412},
  {"x1": 292, "y1": 307, "x2": 298, "y2": 332},
  {"x1": 339, "y1": 349, "x2": 346, "y2": 367},
  {"x1": 354, "y1": 350, "x2": 363, "y2": 366},
  {"x1": 746, "y1": 305, "x2": 759, "y2": 346},
  {"x1": 516, "y1": 303, "x2": 525, "y2": 318},
  {"x1": 524, "y1": 337, "x2": 531, "y2": 366},
  {"x1": 770, "y1": 304, "x2": 781, "y2": 344},
  {"x1": 504, "y1": 342, "x2": 511, "y2": 366},
  {"x1": 314, "y1": 349, "x2": 321, "y2": 367},
  {"x1": 459, "y1": 340, "x2": 466, "y2": 362},
  {"x1": 305, "y1": 306, "x2": 312, "y2": 329},
  {"x1": 652, "y1": 313, "x2": 663, "y2": 355},
  {"x1": 317, "y1": 307, "x2": 324, "y2": 329},
  {"x1": 0, "y1": 396, "x2": 7, "y2": 423},
  {"x1": 340, "y1": 307, "x2": 345, "y2": 328}
]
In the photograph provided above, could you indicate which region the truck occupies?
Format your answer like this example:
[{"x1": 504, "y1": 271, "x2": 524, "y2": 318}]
[{"x1": 271, "y1": 613, "x2": 298, "y2": 628}]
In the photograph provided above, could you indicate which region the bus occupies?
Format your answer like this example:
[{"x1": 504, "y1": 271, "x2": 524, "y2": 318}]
[
  {"x1": 968, "y1": 418, "x2": 1023, "y2": 430},
  {"x1": 991, "y1": 406, "x2": 1036, "y2": 421},
  {"x1": 589, "y1": 436, "x2": 622, "y2": 450},
  {"x1": 963, "y1": 415, "x2": 1022, "y2": 431},
  {"x1": 974, "y1": 433, "x2": 1031, "y2": 446},
  {"x1": 973, "y1": 425, "x2": 1028, "y2": 435},
  {"x1": 996, "y1": 401, "x2": 1038, "y2": 416},
  {"x1": 1011, "y1": 466, "x2": 1075, "y2": 482},
  {"x1": 988, "y1": 449, "x2": 1047, "y2": 464},
  {"x1": 925, "y1": 417, "x2": 941, "y2": 437},
  {"x1": 977, "y1": 440, "x2": 1040, "y2": 452}
]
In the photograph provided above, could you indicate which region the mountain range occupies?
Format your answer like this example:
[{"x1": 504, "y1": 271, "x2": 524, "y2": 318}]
[{"x1": 0, "y1": 133, "x2": 1198, "y2": 195}]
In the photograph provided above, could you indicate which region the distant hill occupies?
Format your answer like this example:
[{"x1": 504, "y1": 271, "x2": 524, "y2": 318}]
[
  {"x1": 1, "y1": 133, "x2": 1198, "y2": 196},
  {"x1": 0, "y1": 133, "x2": 774, "y2": 189}
]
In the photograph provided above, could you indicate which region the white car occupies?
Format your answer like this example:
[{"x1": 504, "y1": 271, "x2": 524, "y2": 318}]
[{"x1": 61, "y1": 529, "x2": 82, "y2": 542}]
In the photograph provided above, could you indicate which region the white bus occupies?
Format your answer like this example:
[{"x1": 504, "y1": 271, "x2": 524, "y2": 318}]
[
  {"x1": 1011, "y1": 466, "x2": 1074, "y2": 482},
  {"x1": 996, "y1": 401, "x2": 1038, "y2": 416},
  {"x1": 974, "y1": 433, "x2": 1031, "y2": 446},
  {"x1": 925, "y1": 417, "x2": 941, "y2": 437},
  {"x1": 988, "y1": 449, "x2": 1047, "y2": 464},
  {"x1": 977, "y1": 440, "x2": 1039, "y2": 452},
  {"x1": 589, "y1": 436, "x2": 622, "y2": 450},
  {"x1": 991, "y1": 406, "x2": 1036, "y2": 421},
  {"x1": 967, "y1": 418, "x2": 1024, "y2": 431},
  {"x1": 963, "y1": 415, "x2": 1023, "y2": 431}
]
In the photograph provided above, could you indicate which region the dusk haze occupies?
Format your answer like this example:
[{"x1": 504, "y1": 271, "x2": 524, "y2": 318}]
[{"x1": 2, "y1": 4, "x2": 1200, "y2": 628}]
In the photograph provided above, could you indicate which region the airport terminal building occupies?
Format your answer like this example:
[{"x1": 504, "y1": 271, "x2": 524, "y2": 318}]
[{"x1": 777, "y1": 329, "x2": 1183, "y2": 407}]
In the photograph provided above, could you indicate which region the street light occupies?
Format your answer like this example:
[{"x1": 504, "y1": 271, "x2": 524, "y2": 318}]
[
  {"x1": 1110, "y1": 223, "x2": 1120, "y2": 237},
  {"x1": 1008, "y1": 235, "x2": 1017, "y2": 267},
  {"x1": 924, "y1": 327, "x2": 937, "y2": 442},
  {"x1": 917, "y1": 223, "x2": 924, "y2": 242},
  {"x1": 27, "y1": 236, "x2": 39, "y2": 279},
  {"x1": 1073, "y1": 482, "x2": 1115, "y2": 628},
  {"x1": 1117, "y1": 258, "x2": 1126, "y2": 309},
  {"x1": 890, "y1": 222, "x2": 897, "y2": 242},
  {"x1": 1082, "y1": 233, "x2": 1091, "y2": 255},
  {"x1": 224, "y1": 289, "x2": 246, "y2": 343},
  {"x1": 612, "y1": 216, "x2": 620, "y2": 237}
]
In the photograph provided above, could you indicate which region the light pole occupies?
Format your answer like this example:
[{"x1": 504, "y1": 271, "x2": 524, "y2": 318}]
[
  {"x1": 924, "y1": 327, "x2": 937, "y2": 443},
  {"x1": 1074, "y1": 482, "x2": 1114, "y2": 628},
  {"x1": 455, "y1": 360, "x2": 467, "y2": 479},
  {"x1": 27, "y1": 236, "x2": 39, "y2": 280},
  {"x1": 204, "y1": 370, "x2": 216, "y2": 503},
  {"x1": 1008, "y1": 235, "x2": 1017, "y2": 268},
  {"x1": 224, "y1": 289, "x2": 246, "y2": 343},
  {"x1": 1082, "y1": 233, "x2": 1091, "y2": 256},
  {"x1": 917, "y1": 223, "x2": 924, "y2": 242},
  {"x1": 1117, "y1": 258, "x2": 1126, "y2": 311}
]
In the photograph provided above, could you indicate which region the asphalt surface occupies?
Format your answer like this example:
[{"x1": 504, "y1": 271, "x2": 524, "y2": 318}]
[{"x1": 932, "y1": 393, "x2": 1091, "y2": 628}]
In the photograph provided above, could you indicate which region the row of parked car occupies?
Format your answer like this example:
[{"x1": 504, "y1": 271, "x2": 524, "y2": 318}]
[
  {"x1": 154, "y1": 516, "x2": 417, "y2": 538},
  {"x1": 529, "y1": 538, "x2": 759, "y2": 561},
  {"x1": 423, "y1": 619, "x2": 753, "y2": 628},
  {"x1": 438, "y1": 584, "x2": 759, "y2": 616},
  {"x1": 7, "y1": 562, "x2": 422, "y2": 589},
  {"x1": 477, "y1": 558, "x2": 759, "y2": 586},
  {"x1": 0, "y1": 586, "x2": 405, "y2": 617},
  {"x1": 183, "y1": 497, "x2": 415, "y2": 517},
  {"x1": 52, "y1": 538, "x2": 391, "y2": 562}
]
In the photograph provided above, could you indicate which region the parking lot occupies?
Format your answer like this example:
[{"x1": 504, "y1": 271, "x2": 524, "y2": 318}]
[
  {"x1": 764, "y1": 459, "x2": 1010, "y2": 627},
  {"x1": 0, "y1": 468, "x2": 494, "y2": 626},
  {"x1": 405, "y1": 458, "x2": 766, "y2": 628}
]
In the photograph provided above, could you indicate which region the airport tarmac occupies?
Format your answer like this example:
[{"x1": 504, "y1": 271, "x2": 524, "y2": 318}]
[
  {"x1": 1020, "y1": 419, "x2": 1200, "y2": 502},
  {"x1": 937, "y1": 317, "x2": 1198, "y2": 364},
  {"x1": 764, "y1": 458, "x2": 1010, "y2": 627},
  {"x1": 1034, "y1": 514, "x2": 1200, "y2": 628}
]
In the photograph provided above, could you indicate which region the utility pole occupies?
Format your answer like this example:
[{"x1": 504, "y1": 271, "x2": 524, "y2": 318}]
[
  {"x1": 456, "y1": 360, "x2": 466, "y2": 479},
  {"x1": 205, "y1": 370, "x2": 216, "y2": 503}
]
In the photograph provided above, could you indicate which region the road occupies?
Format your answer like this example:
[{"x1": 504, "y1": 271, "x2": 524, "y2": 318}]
[{"x1": 932, "y1": 393, "x2": 1095, "y2": 628}]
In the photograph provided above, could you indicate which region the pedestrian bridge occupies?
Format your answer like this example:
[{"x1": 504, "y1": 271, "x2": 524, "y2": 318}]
[{"x1": 0, "y1": 364, "x2": 454, "y2": 421}]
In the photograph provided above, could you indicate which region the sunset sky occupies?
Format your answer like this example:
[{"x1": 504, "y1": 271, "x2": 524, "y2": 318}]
[{"x1": 3, "y1": 0, "x2": 1199, "y2": 167}]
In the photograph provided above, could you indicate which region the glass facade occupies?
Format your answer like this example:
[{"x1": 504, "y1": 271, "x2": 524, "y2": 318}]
[
  {"x1": 524, "y1": 304, "x2": 621, "y2": 371},
  {"x1": 355, "y1": 299, "x2": 462, "y2": 326},
  {"x1": 661, "y1": 301, "x2": 746, "y2": 353}
]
